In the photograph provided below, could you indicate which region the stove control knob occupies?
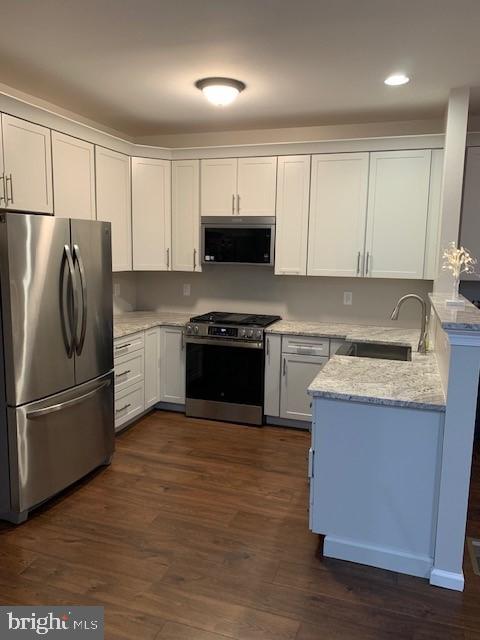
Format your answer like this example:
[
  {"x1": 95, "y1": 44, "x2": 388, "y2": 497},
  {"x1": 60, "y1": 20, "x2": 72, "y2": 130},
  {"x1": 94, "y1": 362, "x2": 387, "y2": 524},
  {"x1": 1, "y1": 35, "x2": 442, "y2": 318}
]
[
  {"x1": 238, "y1": 328, "x2": 246, "y2": 338},
  {"x1": 247, "y1": 329, "x2": 254, "y2": 338},
  {"x1": 255, "y1": 330, "x2": 262, "y2": 340},
  {"x1": 186, "y1": 324, "x2": 193, "y2": 335},
  {"x1": 193, "y1": 325, "x2": 199, "y2": 335}
]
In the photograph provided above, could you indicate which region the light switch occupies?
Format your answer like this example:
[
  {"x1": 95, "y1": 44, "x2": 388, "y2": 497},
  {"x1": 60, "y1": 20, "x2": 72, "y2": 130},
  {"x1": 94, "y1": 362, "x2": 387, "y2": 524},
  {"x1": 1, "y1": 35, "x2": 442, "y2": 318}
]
[
  {"x1": 114, "y1": 283, "x2": 120, "y2": 297},
  {"x1": 183, "y1": 283, "x2": 191, "y2": 297},
  {"x1": 343, "y1": 291, "x2": 353, "y2": 306}
]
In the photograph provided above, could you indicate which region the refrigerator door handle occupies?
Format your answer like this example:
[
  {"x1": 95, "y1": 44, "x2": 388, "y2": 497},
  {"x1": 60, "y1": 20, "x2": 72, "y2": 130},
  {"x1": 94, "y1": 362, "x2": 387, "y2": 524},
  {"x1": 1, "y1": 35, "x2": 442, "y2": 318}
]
[
  {"x1": 63, "y1": 244, "x2": 78, "y2": 358},
  {"x1": 73, "y1": 244, "x2": 87, "y2": 355},
  {"x1": 26, "y1": 378, "x2": 111, "y2": 419}
]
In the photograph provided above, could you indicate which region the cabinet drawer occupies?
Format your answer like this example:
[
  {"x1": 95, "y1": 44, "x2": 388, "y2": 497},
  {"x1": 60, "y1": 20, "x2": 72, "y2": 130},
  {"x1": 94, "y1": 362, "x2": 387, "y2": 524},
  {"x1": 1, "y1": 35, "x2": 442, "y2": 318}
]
[
  {"x1": 115, "y1": 382, "x2": 144, "y2": 431},
  {"x1": 114, "y1": 331, "x2": 144, "y2": 358},
  {"x1": 114, "y1": 350, "x2": 144, "y2": 393},
  {"x1": 282, "y1": 335, "x2": 330, "y2": 357}
]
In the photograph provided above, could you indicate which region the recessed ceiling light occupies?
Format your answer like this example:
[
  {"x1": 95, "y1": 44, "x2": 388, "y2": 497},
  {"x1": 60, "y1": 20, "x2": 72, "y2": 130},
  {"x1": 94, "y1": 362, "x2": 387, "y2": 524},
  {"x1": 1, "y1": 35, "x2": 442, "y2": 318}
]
[
  {"x1": 384, "y1": 73, "x2": 410, "y2": 86},
  {"x1": 195, "y1": 77, "x2": 246, "y2": 106}
]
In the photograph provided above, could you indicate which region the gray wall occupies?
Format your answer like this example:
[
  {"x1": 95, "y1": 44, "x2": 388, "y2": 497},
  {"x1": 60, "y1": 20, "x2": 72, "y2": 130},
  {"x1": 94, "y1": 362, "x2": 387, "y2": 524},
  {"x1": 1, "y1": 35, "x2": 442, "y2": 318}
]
[{"x1": 131, "y1": 267, "x2": 433, "y2": 327}]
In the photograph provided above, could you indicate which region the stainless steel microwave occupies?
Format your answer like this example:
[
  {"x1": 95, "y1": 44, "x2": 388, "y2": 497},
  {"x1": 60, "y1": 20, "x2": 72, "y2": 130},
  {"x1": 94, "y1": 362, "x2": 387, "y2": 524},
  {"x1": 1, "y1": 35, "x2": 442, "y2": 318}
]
[{"x1": 201, "y1": 217, "x2": 275, "y2": 266}]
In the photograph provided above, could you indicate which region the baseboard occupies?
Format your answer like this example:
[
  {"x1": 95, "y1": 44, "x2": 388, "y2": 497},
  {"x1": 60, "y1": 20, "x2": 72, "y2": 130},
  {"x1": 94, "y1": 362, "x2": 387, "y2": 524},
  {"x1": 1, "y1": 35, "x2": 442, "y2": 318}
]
[
  {"x1": 266, "y1": 416, "x2": 310, "y2": 430},
  {"x1": 429, "y1": 568, "x2": 465, "y2": 591},
  {"x1": 154, "y1": 402, "x2": 185, "y2": 413},
  {"x1": 324, "y1": 535, "x2": 433, "y2": 579}
]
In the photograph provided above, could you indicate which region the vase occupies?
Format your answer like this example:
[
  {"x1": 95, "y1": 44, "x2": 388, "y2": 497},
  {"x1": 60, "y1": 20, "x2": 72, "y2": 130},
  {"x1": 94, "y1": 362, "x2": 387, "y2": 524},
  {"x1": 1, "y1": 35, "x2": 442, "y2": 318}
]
[{"x1": 446, "y1": 273, "x2": 465, "y2": 307}]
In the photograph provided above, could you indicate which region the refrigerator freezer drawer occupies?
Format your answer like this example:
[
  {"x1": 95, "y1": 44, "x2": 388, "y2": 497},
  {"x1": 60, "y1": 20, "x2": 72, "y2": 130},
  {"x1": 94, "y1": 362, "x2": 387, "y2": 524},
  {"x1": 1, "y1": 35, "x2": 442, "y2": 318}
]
[{"x1": 8, "y1": 371, "x2": 114, "y2": 515}]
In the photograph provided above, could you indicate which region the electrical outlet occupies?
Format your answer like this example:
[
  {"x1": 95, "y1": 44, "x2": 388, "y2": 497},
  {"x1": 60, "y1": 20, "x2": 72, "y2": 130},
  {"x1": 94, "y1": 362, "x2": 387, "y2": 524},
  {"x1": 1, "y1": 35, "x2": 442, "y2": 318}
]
[
  {"x1": 114, "y1": 283, "x2": 120, "y2": 297},
  {"x1": 343, "y1": 291, "x2": 353, "y2": 306},
  {"x1": 183, "y1": 283, "x2": 191, "y2": 297}
]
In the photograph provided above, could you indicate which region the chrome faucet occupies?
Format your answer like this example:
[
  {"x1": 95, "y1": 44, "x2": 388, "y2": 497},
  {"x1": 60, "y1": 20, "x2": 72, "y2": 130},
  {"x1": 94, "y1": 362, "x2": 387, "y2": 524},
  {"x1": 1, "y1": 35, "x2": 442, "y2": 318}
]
[{"x1": 390, "y1": 294, "x2": 429, "y2": 354}]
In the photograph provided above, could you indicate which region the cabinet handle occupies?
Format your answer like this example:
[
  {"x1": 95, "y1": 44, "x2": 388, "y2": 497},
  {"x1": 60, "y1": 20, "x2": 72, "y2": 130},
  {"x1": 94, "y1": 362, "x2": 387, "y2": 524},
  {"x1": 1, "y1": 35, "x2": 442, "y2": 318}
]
[
  {"x1": 266, "y1": 337, "x2": 270, "y2": 357},
  {"x1": 232, "y1": 194, "x2": 235, "y2": 215},
  {"x1": 6, "y1": 174, "x2": 13, "y2": 204},
  {"x1": 237, "y1": 194, "x2": 240, "y2": 214},
  {"x1": 193, "y1": 248, "x2": 197, "y2": 270},
  {"x1": 115, "y1": 342, "x2": 131, "y2": 351},
  {"x1": 181, "y1": 330, "x2": 185, "y2": 351},
  {"x1": 0, "y1": 174, "x2": 5, "y2": 205},
  {"x1": 166, "y1": 247, "x2": 170, "y2": 269},
  {"x1": 365, "y1": 252, "x2": 370, "y2": 275},
  {"x1": 283, "y1": 357, "x2": 286, "y2": 377},
  {"x1": 115, "y1": 370, "x2": 131, "y2": 379},
  {"x1": 116, "y1": 403, "x2": 131, "y2": 413},
  {"x1": 356, "y1": 251, "x2": 361, "y2": 275}
]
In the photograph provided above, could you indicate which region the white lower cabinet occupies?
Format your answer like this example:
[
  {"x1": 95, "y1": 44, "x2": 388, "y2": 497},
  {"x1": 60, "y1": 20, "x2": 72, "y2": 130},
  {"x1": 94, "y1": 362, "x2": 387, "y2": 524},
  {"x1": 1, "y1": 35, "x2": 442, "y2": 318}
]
[
  {"x1": 265, "y1": 334, "x2": 330, "y2": 423},
  {"x1": 160, "y1": 327, "x2": 185, "y2": 404},
  {"x1": 114, "y1": 350, "x2": 144, "y2": 393},
  {"x1": 144, "y1": 327, "x2": 161, "y2": 408},
  {"x1": 115, "y1": 383, "x2": 145, "y2": 431},
  {"x1": 264, "y1": 334, "x2": 282, "y2": 416},
  {"x1": 280, "y1": 352, "x2": 328, "y2": 421}
]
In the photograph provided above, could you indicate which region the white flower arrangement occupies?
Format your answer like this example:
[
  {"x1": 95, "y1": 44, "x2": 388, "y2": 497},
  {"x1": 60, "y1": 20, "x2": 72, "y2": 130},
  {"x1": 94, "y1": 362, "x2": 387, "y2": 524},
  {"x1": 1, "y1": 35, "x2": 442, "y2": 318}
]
[{"x1": 442, "y1": 241, "x2": 477, "y2": 306}]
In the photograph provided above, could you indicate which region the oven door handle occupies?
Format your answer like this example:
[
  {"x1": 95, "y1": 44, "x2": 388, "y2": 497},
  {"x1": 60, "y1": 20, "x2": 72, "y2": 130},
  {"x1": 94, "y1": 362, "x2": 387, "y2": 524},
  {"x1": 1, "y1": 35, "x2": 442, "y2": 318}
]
[{"x1": 185, "y1": 337, "x2": 264, "y2": 349}]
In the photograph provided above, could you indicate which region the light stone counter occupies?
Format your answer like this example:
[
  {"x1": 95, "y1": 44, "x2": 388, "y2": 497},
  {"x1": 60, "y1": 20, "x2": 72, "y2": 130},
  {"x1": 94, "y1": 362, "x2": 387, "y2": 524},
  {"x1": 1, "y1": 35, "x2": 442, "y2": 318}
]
[
  {"x1": 114, "y1": 311, "x2": 191, "y2": 339},
  {"x1": 267, "y1": 319, "x2": 420, "y2": 350},
  {"x1": 308, "y1": 352, "x2": 445, "y2": 412},
  {"x1": 429, "y1": 292, "x2": 480, "y2": 331}
]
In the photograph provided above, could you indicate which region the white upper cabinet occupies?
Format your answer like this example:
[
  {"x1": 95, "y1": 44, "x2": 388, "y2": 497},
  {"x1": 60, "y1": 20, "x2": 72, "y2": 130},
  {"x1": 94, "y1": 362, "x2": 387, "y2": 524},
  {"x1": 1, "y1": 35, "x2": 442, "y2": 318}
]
[
  {"x1": 423, "y1": 149, "x2": 444, "y2": 280},
  {"x1": 201, "y1": 158, "x2": 237, "y2": 216},
  {"x1": 365, "y1": 150, "x2": 431, "y2": 279},
  {"x1": 1, "y1": 114, "x2": 53, "y2": 213},
  {"x1": 200, "y1": 156, "x2": 277, "y2": 216},
  {"x1": 172, "y1": 159, "x2": 201, "y2": 272},
  {"x1": 275, "y1": 155, "x2": 310, "y2": 276},
  {"x1": 132, "y1": 157, "x2": 171, "y2": 271},
  {"x1": 52, "y1": 131, "x2": 95, "y2": 220},
  {"x1": 236, "y1": 156, "x2": 277, "y2": 216},
  {"x1": 95, "y1": 146, "x2": 132, "y2": 272},
  {"x1": 308, "y1": 153, "x2": 369, "y2": 277}
]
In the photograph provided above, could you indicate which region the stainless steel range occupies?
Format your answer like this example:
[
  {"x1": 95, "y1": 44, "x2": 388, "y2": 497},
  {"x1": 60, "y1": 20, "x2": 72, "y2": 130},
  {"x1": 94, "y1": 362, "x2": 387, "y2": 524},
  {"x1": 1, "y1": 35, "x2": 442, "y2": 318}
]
[{"x1": 185, "y1": 312, "x2": 280, "y2": 426}]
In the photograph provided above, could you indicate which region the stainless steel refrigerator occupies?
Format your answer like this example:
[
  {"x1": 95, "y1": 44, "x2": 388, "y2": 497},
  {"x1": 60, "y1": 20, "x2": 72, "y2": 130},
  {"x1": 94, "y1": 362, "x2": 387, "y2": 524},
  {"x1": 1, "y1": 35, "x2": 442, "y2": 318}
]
[{"x1": 0, "y1": 212, "x2": 114, "y2": 523}]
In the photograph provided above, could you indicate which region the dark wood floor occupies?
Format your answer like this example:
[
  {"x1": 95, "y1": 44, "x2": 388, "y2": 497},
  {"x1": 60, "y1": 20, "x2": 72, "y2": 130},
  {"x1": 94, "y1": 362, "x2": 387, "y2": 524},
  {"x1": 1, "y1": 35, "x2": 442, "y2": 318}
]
[{"x1": 1, "y1": 411, "x2": 480, "y2": 639}]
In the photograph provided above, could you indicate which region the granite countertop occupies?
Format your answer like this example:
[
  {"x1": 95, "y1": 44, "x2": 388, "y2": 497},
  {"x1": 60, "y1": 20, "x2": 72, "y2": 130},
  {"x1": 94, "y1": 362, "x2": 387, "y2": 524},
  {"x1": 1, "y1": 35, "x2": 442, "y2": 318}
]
[
  {"x1": 429, "y1": 293, "x2": 480, "y2": 332},
  {"x1": 114, "y1": 311, "x2": 191, "y2": 339},
  {"x1": 308, "y1": 351, "x2": 445, "y2": 412},
  {"x1": 267, "y1": 319, "x2": 420, "y2": 350}
]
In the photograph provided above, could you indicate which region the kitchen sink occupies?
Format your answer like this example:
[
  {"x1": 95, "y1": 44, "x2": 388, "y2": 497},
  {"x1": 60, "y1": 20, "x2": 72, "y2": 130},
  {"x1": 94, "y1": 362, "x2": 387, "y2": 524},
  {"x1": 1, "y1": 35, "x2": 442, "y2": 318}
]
[{"x1": 336, "y1": 341, "x2": 412, "y2": 361}]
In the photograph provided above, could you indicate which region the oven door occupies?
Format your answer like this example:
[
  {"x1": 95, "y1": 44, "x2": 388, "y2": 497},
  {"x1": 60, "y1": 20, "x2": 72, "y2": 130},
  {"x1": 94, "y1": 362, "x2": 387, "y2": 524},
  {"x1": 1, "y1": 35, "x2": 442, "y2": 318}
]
[
  {"x1": 185, "y1": 337, "x2": 265, "y2": 425},
  {"x1": 201, "y1": 217, "x2": 275, "y2": 265}
]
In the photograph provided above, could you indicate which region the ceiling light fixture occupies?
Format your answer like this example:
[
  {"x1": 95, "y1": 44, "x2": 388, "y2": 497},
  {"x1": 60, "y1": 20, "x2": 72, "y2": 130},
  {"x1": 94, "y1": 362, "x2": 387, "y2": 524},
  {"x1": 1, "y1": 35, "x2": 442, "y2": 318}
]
[
  {"x1": 384, "y1": 73, "x2": 410, "y2": 86},
  {"x1": 195, "y1": 77, "x2": 246, "y2": 106}
]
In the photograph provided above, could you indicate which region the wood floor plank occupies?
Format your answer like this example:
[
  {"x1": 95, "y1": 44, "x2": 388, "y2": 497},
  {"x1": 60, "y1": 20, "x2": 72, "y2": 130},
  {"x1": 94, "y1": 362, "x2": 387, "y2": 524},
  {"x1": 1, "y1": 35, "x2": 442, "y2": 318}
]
[{"x1": 0, "y1": 411, "x2": 479, "y2": 640}]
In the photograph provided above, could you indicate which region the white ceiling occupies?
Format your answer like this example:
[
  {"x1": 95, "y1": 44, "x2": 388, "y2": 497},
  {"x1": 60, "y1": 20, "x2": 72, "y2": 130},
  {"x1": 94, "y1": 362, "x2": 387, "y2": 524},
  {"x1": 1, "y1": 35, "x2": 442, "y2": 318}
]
[{"x1": 0, "y1": 0, "x2": 480, "y2": 137}]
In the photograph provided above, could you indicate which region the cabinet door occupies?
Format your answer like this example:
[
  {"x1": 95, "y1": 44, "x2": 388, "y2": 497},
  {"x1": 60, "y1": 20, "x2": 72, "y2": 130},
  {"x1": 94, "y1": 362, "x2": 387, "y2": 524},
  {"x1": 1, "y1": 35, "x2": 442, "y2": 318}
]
[
  {"x1": 160, "y1": 327, "x2": 185, "y2": 404},
  {"x1": 95, "y1": 147, "x2": 132, "y2": 272},
  {"x1": 132, "y1": 157, "x2": 171, "y2": 271},
  {"x1": 307, "y1": 153, "x2": 369, "y2": 277},
  {"x1": 365, "y1": 150, "x2": 431, "y2": 279},
  {"x1": 237, "y1": 156, "x2": 277, "y2": 216},
  {"x1": 52, "y1": 131, "x2": 95, "y2": 220},
  {"x1": 2, "y1": 114, "x2": 53, "y2": 213},
  {"x1": 460, "y1": 147, "x2": 480, "y2": 281},
  {"x1": 424, "y1": 149, "x2": 444, "y2": 280},
  {"x1": 264, "y1": 334, "x2": 281, "y2": 417},
  {"x1": 200, "y1": 158, "x2": 237, "y2": 216},
  {"x1": 172, "y1": 160, "x2": 201, "y2": 271},
  {"x1": 275, "y1": 156, "x2": 310, "y2": 275},
  {"x1": 280, "y1": 354, "x2": 328, "y2": 422},
  {"x1": 144, "y1": 327, "x2": 161, "y2": 408}
]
